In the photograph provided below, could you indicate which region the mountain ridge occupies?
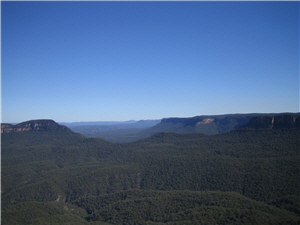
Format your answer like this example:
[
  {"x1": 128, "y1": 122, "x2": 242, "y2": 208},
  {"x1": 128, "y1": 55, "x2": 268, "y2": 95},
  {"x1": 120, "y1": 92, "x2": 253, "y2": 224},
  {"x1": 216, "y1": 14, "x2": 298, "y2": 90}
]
[
  {"x1": 2, "y1": 113, "x2": 299, "y2": 138},
  {"x1": 138, "y1": 113, "x2": 300, "y2": 139},
  {"x1": 1, "y1": 119, "x2": 71, "y2": 134}
]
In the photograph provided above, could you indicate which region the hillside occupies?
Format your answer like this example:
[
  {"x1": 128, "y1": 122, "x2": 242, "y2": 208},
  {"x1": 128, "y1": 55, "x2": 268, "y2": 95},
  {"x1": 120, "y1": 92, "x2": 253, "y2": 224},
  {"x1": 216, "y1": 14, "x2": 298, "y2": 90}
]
[{"x1": 2, "y1": 114, "x2": 300, "y2": 224}]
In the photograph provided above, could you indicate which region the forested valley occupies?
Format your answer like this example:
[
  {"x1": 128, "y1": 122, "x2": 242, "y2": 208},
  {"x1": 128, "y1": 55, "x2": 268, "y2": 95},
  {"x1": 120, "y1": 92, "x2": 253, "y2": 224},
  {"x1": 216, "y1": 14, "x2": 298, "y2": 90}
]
[{"x1": 2, "y1": 114, "x2": 300, "y2": 224}]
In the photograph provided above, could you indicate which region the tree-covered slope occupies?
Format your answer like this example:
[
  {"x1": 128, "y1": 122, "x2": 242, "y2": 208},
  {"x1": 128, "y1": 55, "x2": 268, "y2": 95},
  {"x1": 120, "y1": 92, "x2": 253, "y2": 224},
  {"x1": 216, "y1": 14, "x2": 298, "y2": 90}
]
[
  {"x1": 75, "y1": 189, "x2": 300, "y2": 225},
  {"x1": 2, "y1": 114, "x2": 300, "y2": 224},
  {"x1": 3, "y1": 190, "x2": 300, "y2": 225},
  {"x1": 2, "y1": 201, "x2": 91, "y2": 225}
]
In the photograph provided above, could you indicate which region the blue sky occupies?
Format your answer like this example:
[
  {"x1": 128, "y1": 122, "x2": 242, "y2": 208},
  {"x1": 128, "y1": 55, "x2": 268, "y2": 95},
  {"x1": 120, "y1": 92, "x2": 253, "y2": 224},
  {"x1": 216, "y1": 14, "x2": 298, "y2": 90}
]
[{"x1": 2, "y1": 1, "x2": 299, "y2": 123}]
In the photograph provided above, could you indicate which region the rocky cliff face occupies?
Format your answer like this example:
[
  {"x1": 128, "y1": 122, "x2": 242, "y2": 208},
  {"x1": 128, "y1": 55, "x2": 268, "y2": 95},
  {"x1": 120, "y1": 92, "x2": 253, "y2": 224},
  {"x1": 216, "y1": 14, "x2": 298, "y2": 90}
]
[
  {"x1": 1, "y1": 120, "x2": 69, "y2": 133},
  {"x1": 240, "y1": 114, "x2": 300, "y2": 130}
]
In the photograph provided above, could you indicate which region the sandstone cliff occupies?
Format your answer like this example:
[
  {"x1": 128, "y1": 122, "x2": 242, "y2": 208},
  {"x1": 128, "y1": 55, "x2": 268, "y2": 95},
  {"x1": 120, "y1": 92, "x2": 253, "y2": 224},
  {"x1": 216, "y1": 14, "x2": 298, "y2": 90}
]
[
  {"x1": 239, "y1": 114, "x2": 300, "y2": 130},
  {"x1": 1, "y1": 120, "x2": 70, "y2": 133}
]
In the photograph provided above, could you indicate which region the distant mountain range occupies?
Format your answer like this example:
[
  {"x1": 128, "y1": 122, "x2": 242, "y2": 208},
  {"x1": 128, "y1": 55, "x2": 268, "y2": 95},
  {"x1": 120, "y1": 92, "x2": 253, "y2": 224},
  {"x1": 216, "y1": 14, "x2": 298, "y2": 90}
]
[
  {"x1": 60, "y1": 119, "x2": 161, "y2": 143},
  {"x1": 60, "y1": 120, "x2": 138, "y2": 126},
  {"x1": 56, "y1": 113, "x2": 300, "y2": 143},
  {"x1": 62, "y1": 119, "x2": 161, "y2": 131}
]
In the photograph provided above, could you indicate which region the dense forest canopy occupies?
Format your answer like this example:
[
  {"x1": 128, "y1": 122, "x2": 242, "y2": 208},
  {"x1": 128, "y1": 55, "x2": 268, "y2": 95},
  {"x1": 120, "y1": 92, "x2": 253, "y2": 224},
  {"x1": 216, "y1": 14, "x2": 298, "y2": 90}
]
[{"x1": 2, "y1": 114, "x2": 300, "y2": 224}]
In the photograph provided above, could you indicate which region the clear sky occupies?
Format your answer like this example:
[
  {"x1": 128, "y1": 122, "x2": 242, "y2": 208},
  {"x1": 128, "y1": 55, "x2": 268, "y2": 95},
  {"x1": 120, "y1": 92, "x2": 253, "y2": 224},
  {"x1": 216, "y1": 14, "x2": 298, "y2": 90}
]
[{"x1": 1, "y1": 1, "x2": 299, "y2": 123}]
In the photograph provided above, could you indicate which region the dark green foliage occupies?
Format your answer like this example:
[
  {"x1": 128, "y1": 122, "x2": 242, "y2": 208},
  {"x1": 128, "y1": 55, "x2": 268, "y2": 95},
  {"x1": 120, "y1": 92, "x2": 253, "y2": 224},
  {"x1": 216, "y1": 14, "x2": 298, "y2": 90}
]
[
  {"x1": 1, "y1": 201, "x2": 89, "y2": 225},
  {"x1": 74, "y1": 190, "x2": 300, "y2": 225},
  {"x1": 2, "y1": 115, "x2": 300, "y2": 224},
  {"x1": 269, "y1": 196, "x2": 300, "y2": 215}
]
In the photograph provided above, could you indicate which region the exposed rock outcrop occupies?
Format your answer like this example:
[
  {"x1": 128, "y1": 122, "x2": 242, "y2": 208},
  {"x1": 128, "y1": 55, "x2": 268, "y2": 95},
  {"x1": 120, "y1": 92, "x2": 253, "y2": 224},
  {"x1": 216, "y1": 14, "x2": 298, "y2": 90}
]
[
  {"x1": 1, "y1": 120, "x2": 70, "y2": 133},
  {"x1": 239, "y1": 114, "x2": 300, "y2": 130}
]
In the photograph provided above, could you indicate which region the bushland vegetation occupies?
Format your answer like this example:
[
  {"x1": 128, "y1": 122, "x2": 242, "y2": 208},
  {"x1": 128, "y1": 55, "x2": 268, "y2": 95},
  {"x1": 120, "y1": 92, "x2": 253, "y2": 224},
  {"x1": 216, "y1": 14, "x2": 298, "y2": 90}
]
[{"x1": 2, "y1": 115, "x2": 300, "y2": 224}]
